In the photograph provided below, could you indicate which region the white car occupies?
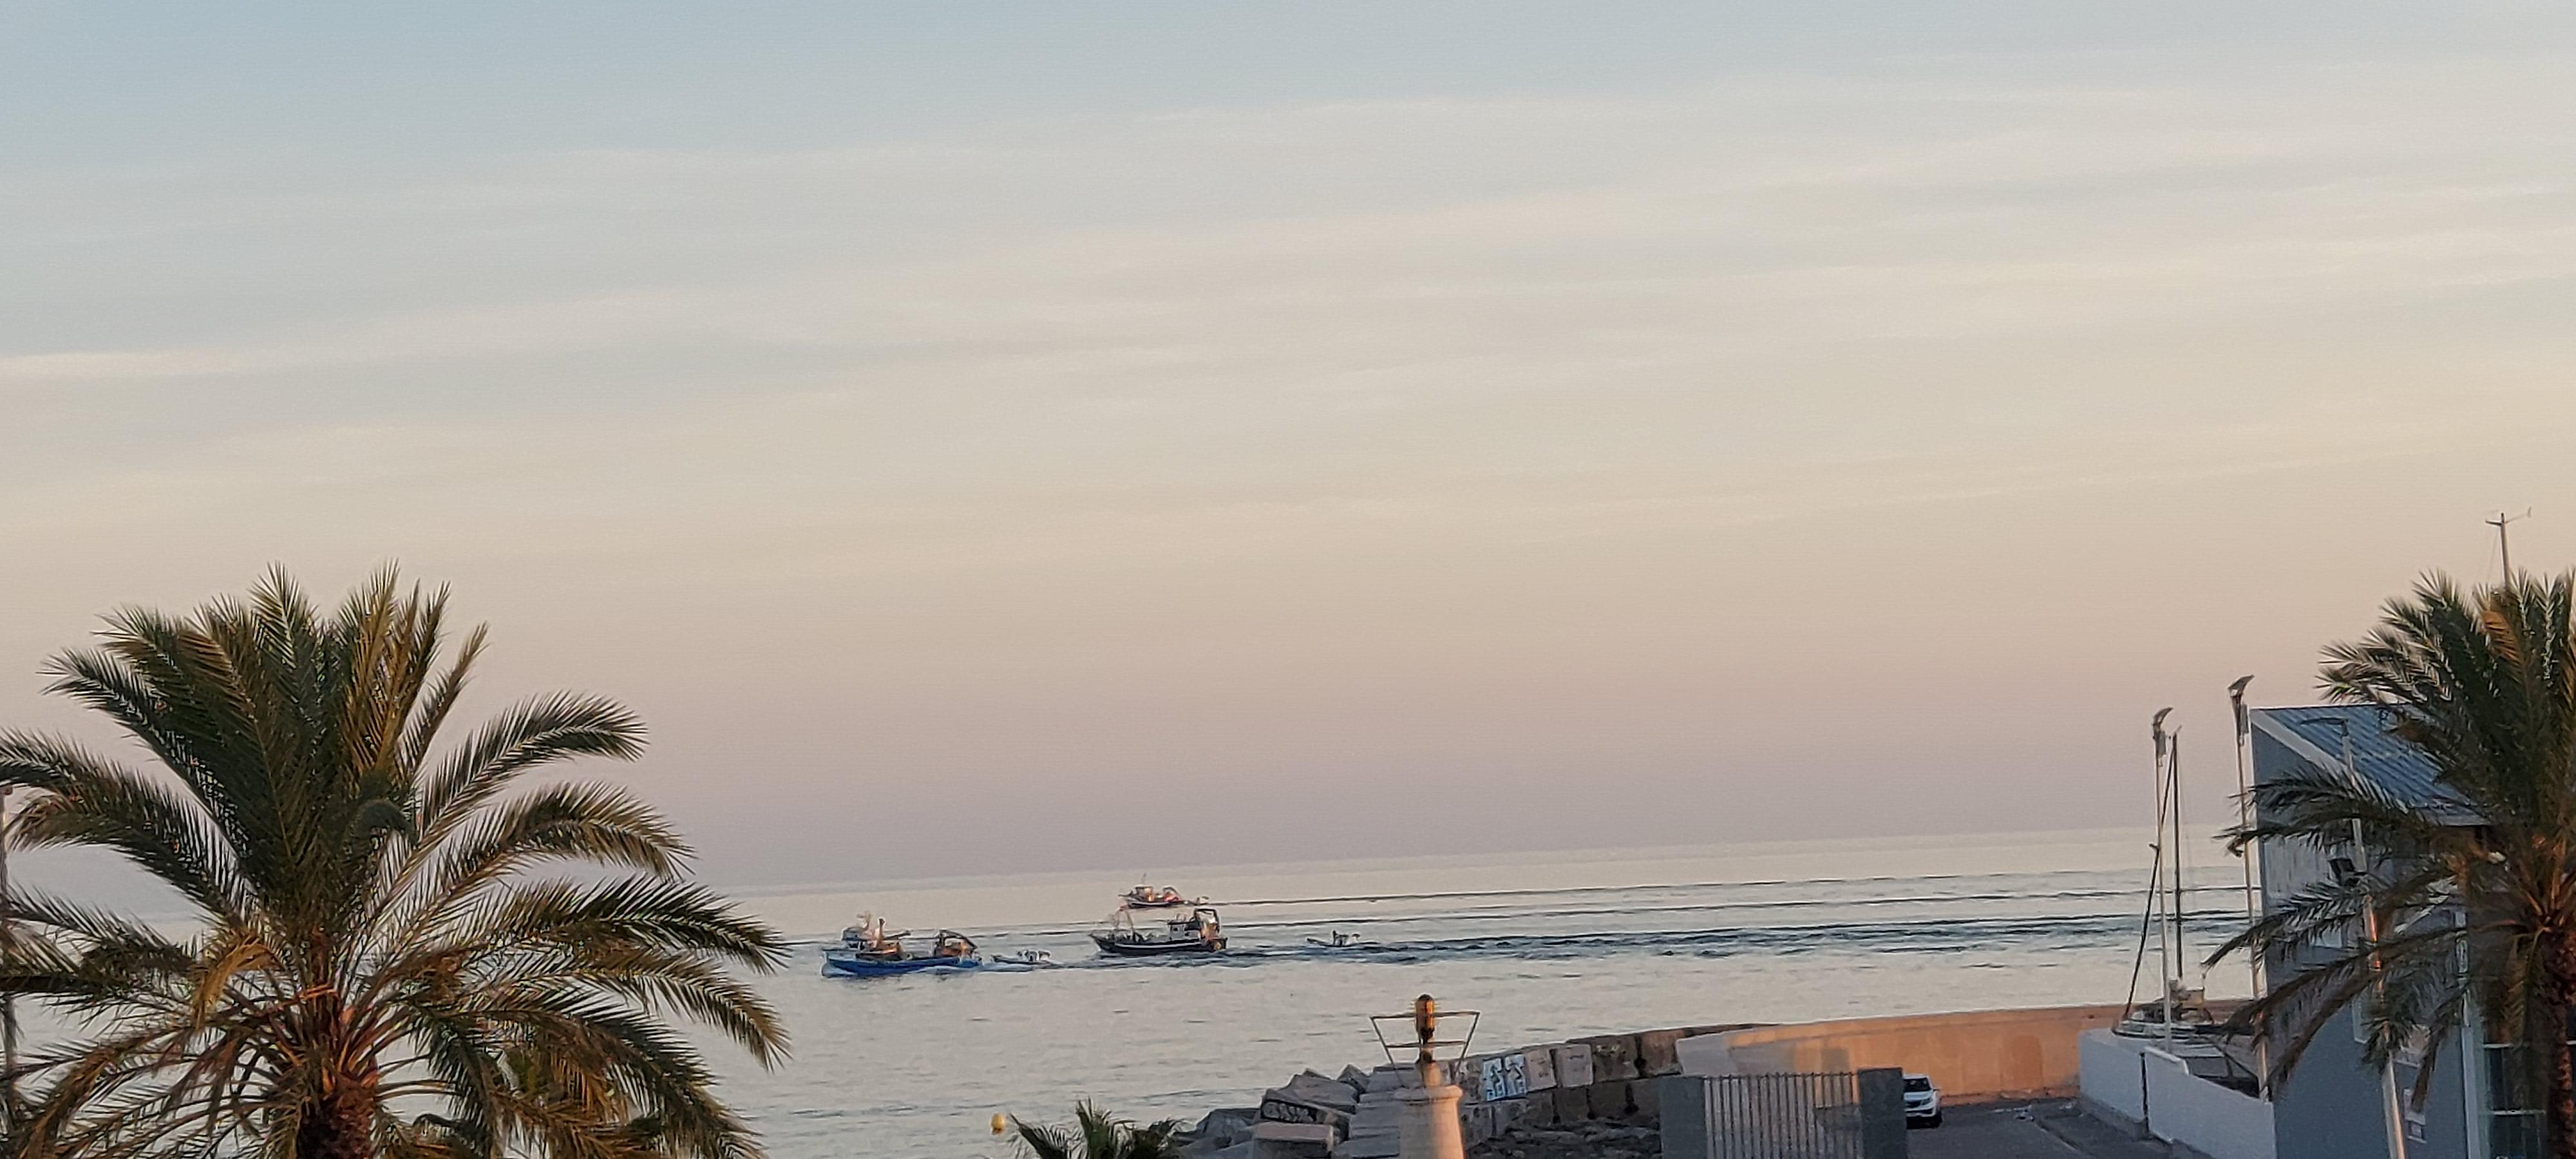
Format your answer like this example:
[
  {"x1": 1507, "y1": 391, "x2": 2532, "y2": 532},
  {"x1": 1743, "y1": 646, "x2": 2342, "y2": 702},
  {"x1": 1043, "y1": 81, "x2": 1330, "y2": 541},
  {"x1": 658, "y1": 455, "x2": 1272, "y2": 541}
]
[{"x1": 1903, "y1": 1073, "x2": 1942, "y2": 1127}]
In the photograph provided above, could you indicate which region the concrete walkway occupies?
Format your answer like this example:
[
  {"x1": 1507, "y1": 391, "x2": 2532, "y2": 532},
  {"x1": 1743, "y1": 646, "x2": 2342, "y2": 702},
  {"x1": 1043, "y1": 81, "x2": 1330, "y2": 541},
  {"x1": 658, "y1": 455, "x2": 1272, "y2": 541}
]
[{"x1": 1909, "y1": 1101, "x2": 2180, "y2": 1159}]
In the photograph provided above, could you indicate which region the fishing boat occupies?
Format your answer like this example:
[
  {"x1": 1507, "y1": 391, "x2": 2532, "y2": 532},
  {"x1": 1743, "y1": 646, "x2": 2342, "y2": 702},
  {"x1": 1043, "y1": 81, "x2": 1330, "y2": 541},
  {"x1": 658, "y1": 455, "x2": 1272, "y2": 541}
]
[
  {"x1": 1120, "y1": 883, "x2": 1199, "y2": 909},
  {"x1": 1092, "y1": 907, "x2": 1226, "y2": 957},
  {"x1": 821, "y1": 912, "x2": 981, "y2": 977}
]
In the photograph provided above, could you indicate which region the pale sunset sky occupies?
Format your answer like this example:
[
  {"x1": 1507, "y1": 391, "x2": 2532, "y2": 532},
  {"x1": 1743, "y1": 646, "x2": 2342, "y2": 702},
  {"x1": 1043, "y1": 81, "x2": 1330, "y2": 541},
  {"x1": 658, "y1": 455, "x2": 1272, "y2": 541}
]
[{"x1": 6, "y1": 3, "x2": 2576, "y2": 890}]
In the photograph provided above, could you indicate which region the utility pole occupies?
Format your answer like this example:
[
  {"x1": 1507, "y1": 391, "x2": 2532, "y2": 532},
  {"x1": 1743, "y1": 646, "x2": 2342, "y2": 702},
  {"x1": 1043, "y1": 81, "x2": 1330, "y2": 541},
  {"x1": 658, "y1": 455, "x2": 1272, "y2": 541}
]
[{"x1": 2488, "y1": 508, "x2": 2532, "y2": 581}]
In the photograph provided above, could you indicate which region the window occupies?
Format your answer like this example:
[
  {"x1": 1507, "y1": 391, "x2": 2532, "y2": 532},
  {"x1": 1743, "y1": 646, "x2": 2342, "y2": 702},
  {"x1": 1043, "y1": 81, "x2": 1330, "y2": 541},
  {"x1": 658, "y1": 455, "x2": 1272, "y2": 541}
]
[{"x1": 2487, "y1": 1042, "x2": 2559, "y2": 1159}]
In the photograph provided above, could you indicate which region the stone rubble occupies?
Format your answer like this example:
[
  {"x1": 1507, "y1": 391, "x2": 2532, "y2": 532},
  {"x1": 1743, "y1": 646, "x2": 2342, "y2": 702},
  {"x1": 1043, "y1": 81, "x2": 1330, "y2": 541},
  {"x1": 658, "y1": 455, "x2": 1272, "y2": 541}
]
[{"x1": 1471, "y1": 1121, "x2": 1660, "y2": 1159}]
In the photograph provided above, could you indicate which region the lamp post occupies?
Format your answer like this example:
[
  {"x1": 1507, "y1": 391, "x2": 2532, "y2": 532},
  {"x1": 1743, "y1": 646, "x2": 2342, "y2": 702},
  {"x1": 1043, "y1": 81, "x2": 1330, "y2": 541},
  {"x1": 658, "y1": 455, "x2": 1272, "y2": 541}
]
[{"x1": 2228, "y1": 675, "x2": 2268, "y2": 1096}]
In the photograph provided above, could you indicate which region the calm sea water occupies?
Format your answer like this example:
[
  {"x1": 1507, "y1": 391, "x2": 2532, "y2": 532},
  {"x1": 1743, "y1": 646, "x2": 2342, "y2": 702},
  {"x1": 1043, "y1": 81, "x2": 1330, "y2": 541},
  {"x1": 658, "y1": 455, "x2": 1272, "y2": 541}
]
[{"x1": 714, "y1": 827, "x2": 2251, "y2": 1159}]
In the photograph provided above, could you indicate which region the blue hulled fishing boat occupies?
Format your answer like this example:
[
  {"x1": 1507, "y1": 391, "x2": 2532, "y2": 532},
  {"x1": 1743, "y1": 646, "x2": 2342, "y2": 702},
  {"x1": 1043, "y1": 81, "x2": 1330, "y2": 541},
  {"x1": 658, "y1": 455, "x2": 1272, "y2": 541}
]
[{"x1": 821, "y1": 912, "x2": 981, "y2": 977}]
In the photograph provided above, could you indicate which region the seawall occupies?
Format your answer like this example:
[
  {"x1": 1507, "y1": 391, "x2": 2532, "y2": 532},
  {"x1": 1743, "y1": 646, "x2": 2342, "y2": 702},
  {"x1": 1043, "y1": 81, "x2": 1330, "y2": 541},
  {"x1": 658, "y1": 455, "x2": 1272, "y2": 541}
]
[
  {"x1": 1676, "y1": 1004, "x2": 2129, "y2": 1102},
  {"x1": 1184, "y1": 1003, "x2": 2130, "y2": 1158}
]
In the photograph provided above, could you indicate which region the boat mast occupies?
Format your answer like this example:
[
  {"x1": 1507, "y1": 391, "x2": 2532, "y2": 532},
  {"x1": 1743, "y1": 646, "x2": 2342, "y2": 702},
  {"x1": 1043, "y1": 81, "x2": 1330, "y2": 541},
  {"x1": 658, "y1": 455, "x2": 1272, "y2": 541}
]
[
  {"x1": 2150, "y1": 708, "x2": 2175, "y2": 1037},
  {"x1": 2171, "y1": 728, "x2": 2188, "y2": 1004}
]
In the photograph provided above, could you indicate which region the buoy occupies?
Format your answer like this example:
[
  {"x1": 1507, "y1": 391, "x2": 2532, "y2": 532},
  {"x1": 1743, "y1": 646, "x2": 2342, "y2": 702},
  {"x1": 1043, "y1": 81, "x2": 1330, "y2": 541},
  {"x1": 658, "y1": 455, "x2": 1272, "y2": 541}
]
[{"x1": 991, "y1": 1113, "x2": 1007, "y2": 1135}]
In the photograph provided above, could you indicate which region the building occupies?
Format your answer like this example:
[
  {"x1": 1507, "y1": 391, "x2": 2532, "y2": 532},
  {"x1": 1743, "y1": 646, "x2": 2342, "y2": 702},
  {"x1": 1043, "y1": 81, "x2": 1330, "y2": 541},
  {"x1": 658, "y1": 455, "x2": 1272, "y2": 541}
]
[{"x1": 2247, "y1": 704, "x2": 2526, "y2": 1159}]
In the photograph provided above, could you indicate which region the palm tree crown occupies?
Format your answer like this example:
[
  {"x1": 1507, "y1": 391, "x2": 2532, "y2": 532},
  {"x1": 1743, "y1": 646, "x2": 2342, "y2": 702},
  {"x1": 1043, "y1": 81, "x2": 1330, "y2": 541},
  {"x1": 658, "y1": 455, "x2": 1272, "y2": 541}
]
[
  {"x1": 0, "y1": 569, "x2": 788, "y2": 1159},
  {"x1": 2217, "y1": 571, "x2": 2576, "y2": 1158},
  {"x1": 1009, "y1": 1103, "x2": 1183, "y2": 1159}
]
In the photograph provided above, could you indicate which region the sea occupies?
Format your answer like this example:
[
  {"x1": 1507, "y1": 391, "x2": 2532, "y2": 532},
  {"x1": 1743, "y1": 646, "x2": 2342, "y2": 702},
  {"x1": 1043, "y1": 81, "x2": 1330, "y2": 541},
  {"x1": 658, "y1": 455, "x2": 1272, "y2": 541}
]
[{"x1": 714, "y1": 826, "x2": 2251, "y2": 1158}]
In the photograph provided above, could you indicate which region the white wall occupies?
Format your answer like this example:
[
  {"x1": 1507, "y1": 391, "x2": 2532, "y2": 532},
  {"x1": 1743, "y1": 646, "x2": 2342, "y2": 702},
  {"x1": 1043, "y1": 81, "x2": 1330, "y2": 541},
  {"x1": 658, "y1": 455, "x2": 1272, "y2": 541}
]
[
  {"x1": 2079, "y1": 1029, "x2": 2275, "y2": 1159},
  {"x1": 2079, "y1": 1029, "x2": 2148, "y2": 1123}
]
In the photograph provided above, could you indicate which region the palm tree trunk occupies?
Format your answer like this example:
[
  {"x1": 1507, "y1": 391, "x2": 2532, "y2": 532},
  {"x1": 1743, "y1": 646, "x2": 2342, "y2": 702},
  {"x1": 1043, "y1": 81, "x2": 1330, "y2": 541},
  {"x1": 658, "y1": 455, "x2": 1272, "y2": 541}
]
[
  {"x1": 2552, "y1": 1021, "x2": 2576, "y2": 1159},
  {"x1": 295, "y1": 1084, "x2": 377, "y2": 1159},
  {"x1": 2549, "y1": 1012, "x2": 2576, "y2": 1159},
  {"x1": 2551, "y1": 944, "x2": 2576, "y2": 1159}
]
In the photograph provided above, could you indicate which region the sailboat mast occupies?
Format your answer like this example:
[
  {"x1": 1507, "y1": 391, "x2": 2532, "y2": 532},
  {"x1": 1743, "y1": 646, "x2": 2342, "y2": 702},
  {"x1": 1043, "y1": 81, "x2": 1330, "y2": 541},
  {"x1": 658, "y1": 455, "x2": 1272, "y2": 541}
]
[
  {"x1": 2171, "y1": 729, "x2": 2187, "y2": 992},
  {"x1": 2151, "y1": 708, "x2": 2175, "y2": 1036}
]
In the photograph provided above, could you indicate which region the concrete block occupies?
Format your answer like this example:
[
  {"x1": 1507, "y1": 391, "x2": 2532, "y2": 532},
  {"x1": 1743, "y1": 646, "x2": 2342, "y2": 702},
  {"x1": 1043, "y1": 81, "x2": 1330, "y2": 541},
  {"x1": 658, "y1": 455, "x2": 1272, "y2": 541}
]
[
  {"x1": 1333, "y1": 1094, "x2": 1401, "y2": 1159},
  {"x1": 1578, "y1": 1033, "x2": 1643, "y2": 1080},
  {"x1": 1551, "y1": 1084, "x2": 1591, "y2": 1122},
  {"x1": 1256, "y1": 1089, "x2": 1348, "y2": 1135},
  {"x1": 1520, "y1": 1086, "x2": 1558, "y2": 1127},
  {"x1": 1260, "y1": 1070, "x2": 1358, "y2": 1136},
  {"x1": 1453, "y1": 1054, "x2": 1492, "y2": 1104},
  {"x1": 1522, "y1": 1046, "x2": 1557, "y2": 1091},
  {"x1": 1464, "y1": 1050, "x2": 1539, "y2": 1102},
  {"x1": 1637, "y1": 1029, "x2": 1687, "y2": 1077},
  {"x1": 1362, "y1": 1065, "x2": 1411, "y2": 1093},
  {"x1": 1490, "y1": 1097, "x2": 1529, "y2": 1131},
  {"x1": 1282, "y1": 1071, "x2": 1360, "y2": 1111},
  {"x1": 1337, "y1": 1065, "x2": 1372, "y2": 1090},
  {"x1": 1193, "y1": 1107, "x2": 1260, "y2": 1147},
  {"x1": 1459, "y1": 1102, "x2": 1495, "y2": 1146},
  {"x1": 1550, "y1": 1044, "x2": 1594, "y2": 1088},
  {"x1": 1329, "y1": 1136, "x2": 1399, "y2": 1159},
  {"x1": 1250, "y1": 1122, "x2": 1334, "y2": 1159},
  {"x1": 1586, "y1": 1079, "x2": 1633, "y2": 1121}
]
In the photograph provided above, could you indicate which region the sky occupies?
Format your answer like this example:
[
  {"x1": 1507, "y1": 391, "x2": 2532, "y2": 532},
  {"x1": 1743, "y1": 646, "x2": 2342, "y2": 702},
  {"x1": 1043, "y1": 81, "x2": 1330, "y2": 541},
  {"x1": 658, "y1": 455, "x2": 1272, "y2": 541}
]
[{"x1": 6, "y1": 3, "x2": 2576, "y2": 892}]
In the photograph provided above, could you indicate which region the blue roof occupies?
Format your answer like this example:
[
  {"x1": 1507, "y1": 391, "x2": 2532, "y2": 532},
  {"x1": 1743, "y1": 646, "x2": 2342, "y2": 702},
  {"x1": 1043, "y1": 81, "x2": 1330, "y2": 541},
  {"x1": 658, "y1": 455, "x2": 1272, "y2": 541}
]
[{"x1": 2249, "y1": 704, "x2": 2466, "y2": 817}]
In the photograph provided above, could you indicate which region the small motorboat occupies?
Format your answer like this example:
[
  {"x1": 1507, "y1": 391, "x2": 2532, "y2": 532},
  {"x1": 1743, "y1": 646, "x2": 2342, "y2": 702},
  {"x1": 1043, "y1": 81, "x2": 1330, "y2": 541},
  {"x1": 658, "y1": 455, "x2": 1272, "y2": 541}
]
[
  {"x1": 1305, "y1": 931, "x2": 1367, "y2": 949},
  {"x1": 822, "y1": 912, "x2": 981, "y2": 977},
  {"x1": 1121, "y1": 883, "x2": 1200, "y2": 909},
  {"x1": 987, "y1": 949, "x2": 1057, "y2": 971},
  {"x1": 1092, "y1": 906, "x2": 1227, "y2": 957}
]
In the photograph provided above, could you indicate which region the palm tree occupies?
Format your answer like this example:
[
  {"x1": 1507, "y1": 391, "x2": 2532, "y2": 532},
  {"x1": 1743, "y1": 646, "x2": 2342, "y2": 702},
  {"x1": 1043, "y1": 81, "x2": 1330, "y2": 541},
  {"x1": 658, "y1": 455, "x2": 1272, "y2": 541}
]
[
  {"x1": 0, "y1": 568, "x2": 788, "y2": 1159},
  {"x1": 2215, "y1": 571, "x2": 2576, "y2": 1158},
  {"x1": 1008, "y1": 1103, "x2": 1184, "y2": 1159}
]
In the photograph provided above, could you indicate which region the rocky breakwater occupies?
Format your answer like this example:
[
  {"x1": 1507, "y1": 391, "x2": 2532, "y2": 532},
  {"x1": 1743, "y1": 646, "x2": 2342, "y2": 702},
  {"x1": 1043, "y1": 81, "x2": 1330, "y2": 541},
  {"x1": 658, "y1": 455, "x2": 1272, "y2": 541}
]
[{"x1": 1177, "y1": 1023, "x2": 1763, "y2": 1159}]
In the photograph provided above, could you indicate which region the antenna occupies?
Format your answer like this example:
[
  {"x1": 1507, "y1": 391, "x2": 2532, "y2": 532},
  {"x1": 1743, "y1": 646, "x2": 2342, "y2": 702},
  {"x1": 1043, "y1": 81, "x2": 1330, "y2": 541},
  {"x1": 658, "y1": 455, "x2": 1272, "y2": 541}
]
[{"x1": 2487, "y1": 507, "x2": 2532, "y2": 580}]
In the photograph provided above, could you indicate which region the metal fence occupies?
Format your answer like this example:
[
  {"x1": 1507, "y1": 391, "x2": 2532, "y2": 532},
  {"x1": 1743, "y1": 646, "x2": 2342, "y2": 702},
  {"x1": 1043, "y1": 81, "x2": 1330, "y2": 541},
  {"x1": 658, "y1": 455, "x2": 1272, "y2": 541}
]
[{"x1": 1661, "y1": 1069, "x2": 1906, "y2": 1159}]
